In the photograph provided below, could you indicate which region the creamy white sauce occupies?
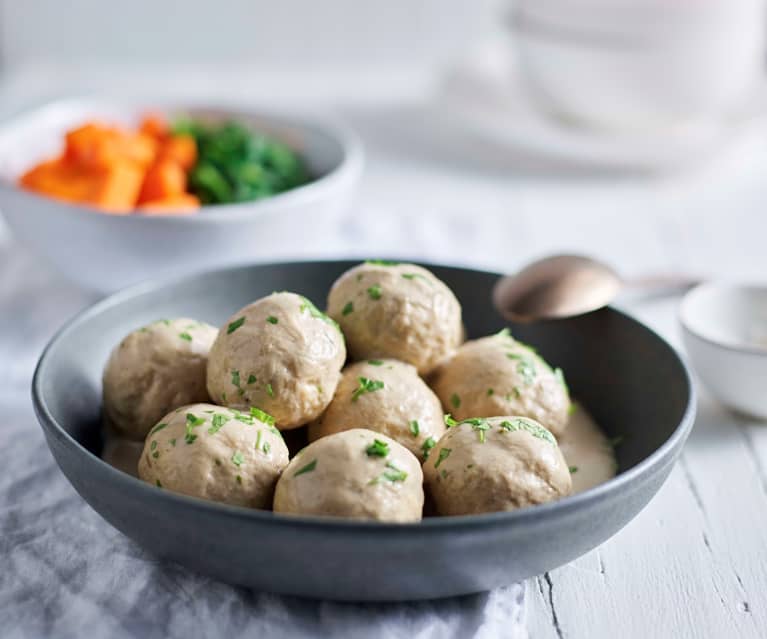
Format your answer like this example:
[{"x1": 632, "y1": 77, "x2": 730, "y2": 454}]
[
  {"x1": 102, "y1": 435, "x2": 143, "y2": 478},
  {"x1": 558, "y1": 403, "x2": 617, "y2": 494}
]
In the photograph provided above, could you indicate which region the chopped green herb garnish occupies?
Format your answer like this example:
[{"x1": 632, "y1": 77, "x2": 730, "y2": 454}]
[
  {"x1": 554, "y1": 367, "x2": 569, "y2": 394},
  {"x1": 266, "y1": 316, "x2": 279, "y2": 324},
  {"x1": 568, "y1": 402, "x2": 578, "y2": 415},
  {"x1": 450, "y1": 393, "x2": 461, "y2": 409},
  {"x1": 149, "y1": 422, "x2": 168, "y2": 436},
  {"x1": 160, "y1": 319, "x2": 171, "y2": 326},
  {"x1": 435, "y1": 447, "x2": 452, "y2": 468},
  {"x1": 208, "y1": 413, "x2": 229, "y2": 435},
  {"x1": 227, "y1": 317, "x2": 245, "y2": 334},
  {"x1": 351, "y1": 377, "x2": 385, "y2": 402},
  {"x1": 266, "y1": 383, "x2": 275, "y2": 398},
  {"x1": 236, "y1": 475, "x2": 242, "y2": 484},
  {"x1": 367, "y1": 359, "x2": 384, "y2": 366},
  {"x1": 421, "y1": 437, "x2": 436, "y2": 459},
  {"x1": 446, "y1": 416, "x2": 492, "y2": 442},
  {"x1": 250, "y1": 406, "x2": 276, "y2": 426},
  {"x1": 365, "y1": 259, "x2": 400, "y2": 266},
  {"x1": 508, "y1": 353, "x2": 536, "y2": 385},
  {"x1": 179, "y1": 332, "x2": 193, "y2": 342},
  {"x1": 231, "y1": 451, "x2": 244, "y2": 467},
  {"x1": 499, "y1": 418, "x2": 555, "y2": 444},
  {"x1": 231, "y1": 370, "x2": 241, "y2": 387},
  {"x1": 299, "y1": 295, "x2": 341, "y2": 332},
  {"x1": 263, "y1": 441, "x2": 271, "y2": 454},
  {"x1": 294, "y1": 459, "x2": 317, "y2": 477},
  {"x1": 255, "y1": 430, "x2": 262, "y2": 450},
  {"x1": 156, "y1": 479, "x2": 162, "y2": 488},
  {"x1": 487, "y1": 388, "x2": 494, "y2": 396},
  {"x1": 512, "y1": 387, "x2": 521, "y2": 399},
  {"x1": 382, "y1": 461, "x2": 407, "y2": 483},
  {"x1": 169, "y1": 438, "x2": 176, "y2": 446},
  {"x1": 215, "y1": 459, "x2": 221, "y2": 466},
  {"x1": 342, "y1": 301, "x2": 354, "y2": 316},
  {"x1": 369, "y1": 461, "x2": 409, "y2": 485},
  {"x1": 496, "y1": 328, "x2": 512, "y2": 338},
  {"x1": 150, "y1": 441, "x2": 158, "y2": 451},
  {"x1": 231, "y1": 408, "x2": 254, "y2": 425},
  {"x1": 569, "y1": 466, "x2": 578, "y2": 474},
  {"x1": 366, "y1": 439, "x2": 390, "y2": 457},
  {"x1": 468, "y1": 418, "x2": 491, "y2": 443},
  {"x1": 400, "y1": 272, "x2": 432, "y2": 285},
  {"x1": 186, "y1": 413, "x2": 205, "y2": 427},
  {"x1": 367, "y1": 284, "x2": 382, "y2": 300},
  {"x1": 409, "y1": 420, "x2": 420, "y2": 437},
  {"x1": 184, "y1": 412, "x2": 205, "y2": 444},
  {"x1": 247, "y1": 374, "x2": 257, "y2": 385}
]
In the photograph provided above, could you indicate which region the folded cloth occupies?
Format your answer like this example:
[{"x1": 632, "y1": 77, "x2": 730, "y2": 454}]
[
  {"x1": 0, "y1": 241, "x2": 527, "y2": 639},
  {"x1": 0, "y1": 403, "x2": 526, "y2": 639}
]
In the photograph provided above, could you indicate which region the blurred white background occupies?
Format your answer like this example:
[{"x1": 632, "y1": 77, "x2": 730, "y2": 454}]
[{"x1": 0, "y1": 1, "x2": 500, "y2": 74}]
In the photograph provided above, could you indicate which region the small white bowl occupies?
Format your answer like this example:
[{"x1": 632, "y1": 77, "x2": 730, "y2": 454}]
[
  {"x1": 680, "y1": 283, "x2": 767, "y2": 420},
  {"x1": 0, "y1": 99, "x2": 363, "y2": 293}
]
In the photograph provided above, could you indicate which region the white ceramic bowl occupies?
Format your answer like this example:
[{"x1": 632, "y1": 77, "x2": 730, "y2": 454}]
[
  {"x1": 511, "y1": 8, "x2": 765, "y2": 131},
  {"x1": 0, "y1": 99, "x2": 363, "y2": 293},
  {"x1": 680, "y1": 283, "x2": 767, "y2": 419}
]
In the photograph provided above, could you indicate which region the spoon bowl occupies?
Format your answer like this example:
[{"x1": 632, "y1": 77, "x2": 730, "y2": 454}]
[{"x1": 493, "y1": 254, "x2": 622, "y2": 322}]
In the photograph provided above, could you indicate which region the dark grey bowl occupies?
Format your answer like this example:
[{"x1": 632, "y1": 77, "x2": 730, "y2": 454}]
[{"x1": 32, "y1": 260, "x2": 695, "y2": 601}]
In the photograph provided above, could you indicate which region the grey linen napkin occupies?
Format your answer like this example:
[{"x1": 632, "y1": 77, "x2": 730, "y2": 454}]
[{"x1": 0, "y1": 242, "x2": 526, "y2": 639}]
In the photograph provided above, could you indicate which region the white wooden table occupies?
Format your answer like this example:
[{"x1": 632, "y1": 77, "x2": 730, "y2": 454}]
[{"x1": 2, "y1": 67, "x2": 767, "y2": 638}]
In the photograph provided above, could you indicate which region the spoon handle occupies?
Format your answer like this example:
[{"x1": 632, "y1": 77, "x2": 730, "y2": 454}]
[{"x1": 621, "y1": 274, "x2": 701, "y2": 301}]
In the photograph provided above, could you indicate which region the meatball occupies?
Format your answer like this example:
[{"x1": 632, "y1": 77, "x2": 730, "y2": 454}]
[
  {"x1": 326, "y1": 261, "x2": 462, "y2": 375},
  {"x1": 206, "y1": 292, "x2": 346, "y2": 429},
  {"x1": 102, "y1": 318, "x2": 218, "y2": 440},
  {"x1": 423, "y1": 416, "x2": 572, "y2": 516},
  {"x1": 138, "y1": 403, "x2": 289, "y2": 508},
  {"x1": 430, "y1": 330, "x2": 571, "y2": 436},
  {"x1": 308, "y1": 359, "x2": 445, "y2": 461},
  {"x1": 273, "y1": 428, "x2": 423, "y2": 522}
]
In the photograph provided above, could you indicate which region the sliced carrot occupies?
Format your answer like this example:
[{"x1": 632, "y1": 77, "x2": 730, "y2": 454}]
[
  {"x1": 139, "y1": 113, "x2": 168, "y2": 139},
  {"x1": 20, "y1": 156, "x2": 143, "y2": 214},
  {"x1": 137, "y1": 159, "x2": 186, "y2": 203},
  {"x1": 137, "y1": 193, "x2": 200, "y2": 215},
  {"x1": 21, "y1": 116, "x2": 201, "y2": 214},
  {"x1": 159, "y1": 135, "x2": 197, "y2": 170},
  {"x1": 95, "y1": 161, "x2": 146, "y2": 213}
]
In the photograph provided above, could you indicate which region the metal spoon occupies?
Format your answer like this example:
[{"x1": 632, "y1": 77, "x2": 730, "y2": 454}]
[{"x1": 493, "y1": 254, "x2": 699, "y2": 323}]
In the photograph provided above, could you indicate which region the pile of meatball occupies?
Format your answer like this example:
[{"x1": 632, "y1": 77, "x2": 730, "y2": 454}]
[{"x1": 102, "y1": 261, "x2": 573, "y2": 522}]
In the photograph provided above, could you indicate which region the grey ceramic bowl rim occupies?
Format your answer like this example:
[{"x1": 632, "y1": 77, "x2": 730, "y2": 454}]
[
  {"x1": 0, "y1": 98, "x2": 364, "y2": 221},
  {"x1": 32, "y1": 259, "x2": 697, "y2": 533}
]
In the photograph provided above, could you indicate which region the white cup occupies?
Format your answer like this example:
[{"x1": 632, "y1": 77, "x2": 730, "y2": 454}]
[{"x1": 512, "y1": 0, "x2": 766, "y2": 131}]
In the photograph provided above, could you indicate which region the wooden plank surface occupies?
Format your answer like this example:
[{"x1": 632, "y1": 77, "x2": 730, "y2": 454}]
[{"x1": 2, "y1": 75, "x2": 767, "y2": 637}]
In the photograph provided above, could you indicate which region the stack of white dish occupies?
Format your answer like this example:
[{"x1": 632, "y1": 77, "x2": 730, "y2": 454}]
[{"x1": 512, "y1": 0, "x2": 766, "y2": 131}]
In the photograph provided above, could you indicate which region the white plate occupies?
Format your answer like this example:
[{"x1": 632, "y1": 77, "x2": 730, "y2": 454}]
[{"x1": 441, "y1": 40, "x2": 767, "y2": 172}]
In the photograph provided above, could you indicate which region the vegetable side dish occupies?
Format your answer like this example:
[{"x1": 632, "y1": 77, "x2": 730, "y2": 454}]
[
  {"x1": 100, "y1": 260, "x2": 617, "y2": 522},
  {"x1": 19, "y1": 114, "x2": 310, "y2": 214}
]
